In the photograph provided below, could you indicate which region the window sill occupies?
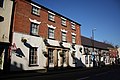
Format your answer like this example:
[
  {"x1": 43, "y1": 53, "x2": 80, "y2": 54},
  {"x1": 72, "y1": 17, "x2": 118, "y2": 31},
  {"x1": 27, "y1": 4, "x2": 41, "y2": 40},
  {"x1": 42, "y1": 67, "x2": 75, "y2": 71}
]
[
  {"x1": 61, "y1": 24, "x2": 67, "y2": 27},
  {"x1": 30, "y1": 33, "x2": 40, "y2": 37},
  {"x1": 62, "y1": 41, "x2": 67, "y2": 43},
  {"x1": 31, "y1": 12, "x2": 40, "y2": 17},
  {"x1": 29, "y1": 64, "x2": 39, "y2": 67},
  {"x1": 71, "y1": 28, "x2": 76, "y2": 31},
  {"x1": 48, "y1": 19, "x2": 55, "y2": 23},
  {"x1": 48, "y1": 37, "x2": 55, "y2": 40}
]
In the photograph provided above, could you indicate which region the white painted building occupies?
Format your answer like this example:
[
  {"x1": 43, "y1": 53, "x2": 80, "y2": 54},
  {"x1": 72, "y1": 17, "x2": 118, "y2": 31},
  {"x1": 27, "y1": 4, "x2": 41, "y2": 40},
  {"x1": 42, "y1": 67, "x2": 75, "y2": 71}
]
[{"x1": 10, "y1": 32, "x2": 84, "y2": 71}]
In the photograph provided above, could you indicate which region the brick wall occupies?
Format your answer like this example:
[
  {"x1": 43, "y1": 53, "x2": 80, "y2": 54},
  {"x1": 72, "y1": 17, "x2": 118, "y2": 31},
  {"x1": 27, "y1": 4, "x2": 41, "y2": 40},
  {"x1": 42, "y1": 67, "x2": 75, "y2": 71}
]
[{"x1": 13, "y1": 0, "x2": 81, "y2": 45}]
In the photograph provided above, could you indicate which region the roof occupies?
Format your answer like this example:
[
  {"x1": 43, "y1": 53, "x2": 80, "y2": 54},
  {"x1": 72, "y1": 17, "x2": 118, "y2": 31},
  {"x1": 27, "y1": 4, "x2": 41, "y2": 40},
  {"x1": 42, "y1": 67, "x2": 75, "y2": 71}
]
[
  {"x1": 81, "y1": 36, "x2": 114, "y2": 50},
  {"x1": 26, "y1": 0, "x2": 81, "y2": 26}
]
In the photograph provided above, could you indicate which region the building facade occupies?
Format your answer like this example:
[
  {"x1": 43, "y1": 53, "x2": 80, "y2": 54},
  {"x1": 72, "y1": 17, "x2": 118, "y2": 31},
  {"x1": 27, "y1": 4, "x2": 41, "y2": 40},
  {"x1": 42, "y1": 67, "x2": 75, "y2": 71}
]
[
  {"x1": 81, "y1": 36, "x2": 114, "y2": 67},
  {"x1": 0, "y1": 0, "x2": 14, "y2": 70},
  {"x1": 10, "y1": 0, "x2": 83, "y2": 71}
]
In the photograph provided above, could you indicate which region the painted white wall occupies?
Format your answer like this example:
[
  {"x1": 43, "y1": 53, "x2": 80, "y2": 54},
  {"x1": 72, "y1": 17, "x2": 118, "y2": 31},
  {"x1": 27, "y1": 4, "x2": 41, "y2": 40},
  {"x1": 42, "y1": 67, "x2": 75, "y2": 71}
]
[
  {"x1": 11, "y1": 32, "x2": 85, "y2": 71},
  {"x1": 0, "y1": 0, "x2": 13, "y2": 43},
  {"x1": 10, "y1": 32, "x2": 47, "y2": 71}
]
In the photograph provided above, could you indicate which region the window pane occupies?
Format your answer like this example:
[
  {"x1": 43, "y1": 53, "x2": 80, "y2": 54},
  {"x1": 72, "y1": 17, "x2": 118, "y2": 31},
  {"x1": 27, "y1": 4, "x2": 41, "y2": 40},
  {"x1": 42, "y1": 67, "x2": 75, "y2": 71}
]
[
  {"x1": 62, "y1": 19, "x2": 66, "y2": 26},
  {"x1": 29, "y1": 47, "x2": 37, "y2": 65},
  {"x1": 85, "y1": 55, "x2": 88, "y2": 64},
  {"x1": 49, "y1": 28, "x2": 54, "y2": 39},
  {"x1": 32, "y1": 6, "x2": 40, "y2": 15},
  {"x1": 62, "y1": 32, "x2": 66, "y2": 41},
  {"x1": 48, "y1": 14, "x2": 54, "y2": 21},
  {"x1": 31, "y1": 23, "x2": 39, "y2": 35},
  {"x1": 48, "y1": 49, "x2": 53, "y2": 63},
  {"x1": 72, "y1": 35, "x2": 75, "y2": 43}
]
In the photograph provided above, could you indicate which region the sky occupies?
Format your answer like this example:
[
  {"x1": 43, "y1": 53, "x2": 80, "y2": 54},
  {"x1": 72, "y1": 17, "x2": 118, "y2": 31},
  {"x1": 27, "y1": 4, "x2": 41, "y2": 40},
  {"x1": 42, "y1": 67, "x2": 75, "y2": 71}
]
[{"x1": 34, "y1": 0, "x2": 120, "y2": 46}]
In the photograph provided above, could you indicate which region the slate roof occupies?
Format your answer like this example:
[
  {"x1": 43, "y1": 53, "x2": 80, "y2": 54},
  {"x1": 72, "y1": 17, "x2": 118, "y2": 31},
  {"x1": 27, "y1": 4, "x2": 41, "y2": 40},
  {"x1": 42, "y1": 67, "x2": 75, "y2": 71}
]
[{"x1": 81, "y1": 36, "x2": 114, "y2": 50}]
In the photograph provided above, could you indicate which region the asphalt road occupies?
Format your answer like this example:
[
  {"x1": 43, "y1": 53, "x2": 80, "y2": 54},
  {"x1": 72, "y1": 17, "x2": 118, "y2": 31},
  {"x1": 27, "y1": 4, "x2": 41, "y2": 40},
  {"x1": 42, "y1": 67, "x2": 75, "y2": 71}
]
[{"x1": 1, "y1": 65, "x2": 120, "y2": 80}]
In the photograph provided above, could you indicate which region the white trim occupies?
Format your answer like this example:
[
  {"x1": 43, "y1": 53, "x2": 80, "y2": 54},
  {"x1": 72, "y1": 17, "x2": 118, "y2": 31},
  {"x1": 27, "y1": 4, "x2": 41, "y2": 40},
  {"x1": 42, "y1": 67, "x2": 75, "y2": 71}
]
[
  {"x1": 48, "y1": 11, "x2": 55, "y2": 15},
  {"x1": 71, "y1": 22, "x2": 75, "y2": 25},
  {"x1": 71, "y1": 32, "x2": 76, "y2": 36},
  {"x1": 31, "y1": 3, "x2": 41, "y2": 9},
  {"x1": 29, "y1": 18, "x2": 41, "y2": 24},
  {"x1": 61, "y1": 29, "x2": 67, "y2": 33},
  {"x1": 61, "y1": 17, "x2": 66, "y2": 20},
  {"x1": 47, "y1": 24, "x2": 56, "y2": 29}
]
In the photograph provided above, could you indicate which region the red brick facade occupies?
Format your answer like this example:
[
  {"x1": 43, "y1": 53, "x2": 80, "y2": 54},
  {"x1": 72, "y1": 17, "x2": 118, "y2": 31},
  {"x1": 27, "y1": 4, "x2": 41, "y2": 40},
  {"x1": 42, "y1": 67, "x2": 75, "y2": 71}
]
[{"x1": 13, "y1": 0, "x2": 81, "y2": 45}]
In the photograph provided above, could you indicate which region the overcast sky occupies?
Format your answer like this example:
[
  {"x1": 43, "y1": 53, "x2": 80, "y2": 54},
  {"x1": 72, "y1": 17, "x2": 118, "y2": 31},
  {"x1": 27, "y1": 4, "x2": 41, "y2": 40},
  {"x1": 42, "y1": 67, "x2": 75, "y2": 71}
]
[{"x1": 34, "y1": 0, "x2": 120, "y2": 46}]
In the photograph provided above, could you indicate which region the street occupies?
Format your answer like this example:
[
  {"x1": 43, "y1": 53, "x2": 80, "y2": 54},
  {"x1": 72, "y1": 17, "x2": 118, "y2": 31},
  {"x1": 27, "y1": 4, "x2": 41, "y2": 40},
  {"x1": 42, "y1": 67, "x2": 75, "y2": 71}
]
[{"x1": 1, "y1": 65, "x2": 120, "y2": 80}]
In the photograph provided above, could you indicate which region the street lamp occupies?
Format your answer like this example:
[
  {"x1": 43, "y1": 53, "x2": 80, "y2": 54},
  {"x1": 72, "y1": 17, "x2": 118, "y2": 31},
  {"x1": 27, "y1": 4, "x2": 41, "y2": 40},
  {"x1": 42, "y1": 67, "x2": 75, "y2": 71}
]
[
  {"x1": 92, "y1": 28, "x2": 96, "y2": 52},
  {"x1": 91, "y1": 28, "x2": 96, "y2": 67}
]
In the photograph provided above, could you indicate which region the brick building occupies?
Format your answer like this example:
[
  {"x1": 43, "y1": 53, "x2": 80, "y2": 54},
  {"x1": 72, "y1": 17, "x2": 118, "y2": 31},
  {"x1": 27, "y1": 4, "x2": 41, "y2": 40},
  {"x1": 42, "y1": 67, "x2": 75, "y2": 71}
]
[{"x1": 10, "y1": 0, "x2": 83, "y2": 71}]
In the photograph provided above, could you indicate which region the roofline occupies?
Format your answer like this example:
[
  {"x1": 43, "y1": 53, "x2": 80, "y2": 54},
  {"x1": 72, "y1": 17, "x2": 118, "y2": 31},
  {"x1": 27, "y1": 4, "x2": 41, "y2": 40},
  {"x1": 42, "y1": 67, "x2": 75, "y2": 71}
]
[{"x1": 28, "y1": 0, "x2": 81, "y2": 26}]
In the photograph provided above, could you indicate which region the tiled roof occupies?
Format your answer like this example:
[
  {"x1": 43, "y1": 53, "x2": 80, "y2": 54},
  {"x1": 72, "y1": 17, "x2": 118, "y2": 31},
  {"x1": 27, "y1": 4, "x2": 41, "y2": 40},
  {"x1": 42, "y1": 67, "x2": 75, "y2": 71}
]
[{"x1": 81, "y1": 36, "x2": 114, "y2": 50}]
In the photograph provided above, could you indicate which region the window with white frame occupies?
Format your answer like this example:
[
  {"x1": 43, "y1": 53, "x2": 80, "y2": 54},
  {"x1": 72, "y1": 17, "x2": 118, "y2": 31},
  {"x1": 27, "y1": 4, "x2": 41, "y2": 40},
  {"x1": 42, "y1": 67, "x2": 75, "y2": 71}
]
[
  {"x1": 72, "y1": 51, "x2": 76, "y2": 64},
  {"x1": 48, "y1": 11, "x2": 55, "y2": 22},
  {"x1": 72, "y1": 35, "x2": 76, "y2": 43},
  {"x1": 30, "y1": 23, "x2": 39, "y2": 36},
  {"x1": 0, "y1": 0, "x2": 4, "y2": 7},
  {"x1": 71, "y1": 22, "x2": 76, "y2": 30},
  {"x1": 29, "y1": 47, "x2": 38, "y2": 66},
  {"x1": 62, "y1": 50, "x2": 66, "y2": 63},
  {"x1": 61, "y1": 17, "x2": 66, "y2": 26},
  {"x1": 48, "y1": 28, "x2": 55, "y2": 39},
  {"x1": 62, "y1": 32, "x2": 67, "y2": 42},
  {"x1": 32, "y1": 5, "x2": 40, "y2": 16},
  {"x1": 85, "y1": 55, "x2": 88, "y2": 64},
  {"x1": 48, "y1": 49, "x2": 54, "y2": 64},
  {"x1": 89, "y1": 56, "x2": 92, "y2": 64}
]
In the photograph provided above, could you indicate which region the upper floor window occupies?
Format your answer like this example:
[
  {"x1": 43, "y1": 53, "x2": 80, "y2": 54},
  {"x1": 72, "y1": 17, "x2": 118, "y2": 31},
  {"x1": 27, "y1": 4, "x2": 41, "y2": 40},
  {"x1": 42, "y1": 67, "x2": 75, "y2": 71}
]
[
  {"x1": 61, "y1": 29, "x2": 67, "y2": 42},
  {"x1": 48, "y1": 11, "x2": 55, "y2": 22},
  {"x1": 71, "y1": 32, "x2": 76, "y2": 43},
  {"x1": 71, "y1": 22, "x2": 76, "y2": 30},
  {"x1": 0, "y1": 0, "x2": 4, "y2": 7},
  {"x1": 29, "y1": 18, "x2": 41, "y2": 36},
  {"x1": 62, "y1": 32, "x2": 67, "y2": 42},
  {"x1": 48, "y1": 28, "x2": 55, "y2": 39},
  {"x1": 30, "y1": 23, "x2": 39, "y2": 36},
  {"x1": 29, "y1": 47, "x2": 38, "y2": 66},
  {"x1": 72, "y1": 35, "x2": 76, "y2": 43},
  {"x1": 61, "y1": 17, "x2": 66, "y2": 26},
  {"x1": 47, "y1": 24, "x2": 56, "y2": 39},
  {"x1": 31, "y1": 3, "x2": 40, "y2": 16}
]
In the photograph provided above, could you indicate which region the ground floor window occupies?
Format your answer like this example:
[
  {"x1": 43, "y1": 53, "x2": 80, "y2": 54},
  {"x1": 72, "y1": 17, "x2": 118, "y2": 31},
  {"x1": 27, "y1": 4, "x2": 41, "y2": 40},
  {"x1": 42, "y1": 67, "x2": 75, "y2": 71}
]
[
  {"x1": 62, "y1": 50, "x2": 67, "y2": 63},
  {"x1": 89, "y1": 56, "x2": 92, "y2": 64},
  {"x1": 48, "y1": 49, "x2": 54, "y2": 64},
  {"x1": 85, "y1": 55, "x2": 88, "y2": 64},
  {"x1": 72, "y1": 51, "x2": 76, "y2": 64},
  {"x1": 29, "y1": 47, "x2": 38, "y2": 66}
]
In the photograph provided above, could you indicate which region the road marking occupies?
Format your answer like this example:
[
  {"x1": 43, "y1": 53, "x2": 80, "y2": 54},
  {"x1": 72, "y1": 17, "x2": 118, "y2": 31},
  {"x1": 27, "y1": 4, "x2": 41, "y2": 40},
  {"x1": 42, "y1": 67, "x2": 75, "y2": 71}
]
[{"x1": 76, "y1": 76, "x2": 89, "y2": 80}]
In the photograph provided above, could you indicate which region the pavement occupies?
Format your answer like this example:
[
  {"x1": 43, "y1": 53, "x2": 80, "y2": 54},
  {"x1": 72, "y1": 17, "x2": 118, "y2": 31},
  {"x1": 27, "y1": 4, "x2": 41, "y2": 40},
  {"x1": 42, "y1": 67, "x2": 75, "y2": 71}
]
[{"x1": 0, "y1": 65, "x2": 118, "y2": 80}]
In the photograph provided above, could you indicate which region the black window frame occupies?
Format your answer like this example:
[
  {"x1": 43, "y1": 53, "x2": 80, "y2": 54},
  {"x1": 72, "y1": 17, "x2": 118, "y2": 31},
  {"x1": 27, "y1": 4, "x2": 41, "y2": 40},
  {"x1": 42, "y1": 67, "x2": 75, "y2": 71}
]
[{"x1": 0, "y1": 0, "x2": 4, "y2": 8}]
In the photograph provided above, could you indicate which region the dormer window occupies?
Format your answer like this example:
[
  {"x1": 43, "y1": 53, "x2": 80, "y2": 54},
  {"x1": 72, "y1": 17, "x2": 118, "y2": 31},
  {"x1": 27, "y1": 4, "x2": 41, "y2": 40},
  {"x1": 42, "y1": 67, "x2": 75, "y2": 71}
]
[
  {"x1": 71, "y1": 22, "x2": 76, "y2": 30},
  {"x1": 31, "y1": 3, "x2": 40, "y2": 16},
  {"x1": 48, "y1": 11, "x2": 55, "y2": 22},
  {"x1": 61, "y1": 17, "x2": 66, "y2": 26}
]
